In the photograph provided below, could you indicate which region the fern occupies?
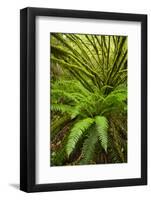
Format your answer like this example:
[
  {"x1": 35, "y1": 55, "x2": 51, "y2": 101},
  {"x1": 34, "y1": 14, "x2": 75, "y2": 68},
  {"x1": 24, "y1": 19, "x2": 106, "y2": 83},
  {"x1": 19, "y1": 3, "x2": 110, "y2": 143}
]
[
  {"x1": 80, "y1": 125, "x2": 98, "y2": 164},
  {"x1": 95, "y1": 116, "x2": 108, "y2": 152},
  {"x1": 51, "y1": 103, "x2": 80, "y2": 120},
  {"x1": 101, "y1": 85, "x2": 127, "y2": 115},
  {"x1": 51, "y1": 33, "x2": 128, "y2": 165},
  {"x1": 104, "y1": 86, "x2": 127, "y2": 103},
  {"x1": 51, "y1": 89, "x2": 80, "y2": 103},
  {"x1": 51, "y1": 104, "x2": 73, "y2": 114},
  {"x1": 66, "y1": 118, "x2": 94, "y2": 157}
]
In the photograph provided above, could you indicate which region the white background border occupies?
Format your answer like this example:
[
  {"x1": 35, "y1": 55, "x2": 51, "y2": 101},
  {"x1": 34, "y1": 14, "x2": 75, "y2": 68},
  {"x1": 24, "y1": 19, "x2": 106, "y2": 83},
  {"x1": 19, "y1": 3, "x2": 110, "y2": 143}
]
[{"x1": 36, "y1": 16, "x2": 141, "y2": 184}]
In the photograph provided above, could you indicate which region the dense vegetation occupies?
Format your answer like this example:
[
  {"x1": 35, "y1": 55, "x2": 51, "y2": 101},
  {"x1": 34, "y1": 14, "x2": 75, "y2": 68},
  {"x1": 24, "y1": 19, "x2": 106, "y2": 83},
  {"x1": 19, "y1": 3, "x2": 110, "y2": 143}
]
[{"x1": 50, "y1": 33, "x2": 127, "y2": 166}]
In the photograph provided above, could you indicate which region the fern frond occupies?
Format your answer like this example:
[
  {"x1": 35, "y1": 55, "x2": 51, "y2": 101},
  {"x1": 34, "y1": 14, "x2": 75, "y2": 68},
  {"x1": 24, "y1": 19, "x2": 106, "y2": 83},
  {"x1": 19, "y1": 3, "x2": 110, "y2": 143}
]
[
  {"x1": 95, "y1": 116, "x2": 108, "y2": 152},
  {"x1": 101, "y1": 86, "x2": 127, "y2": 115},
  {"x1": 111, "y1": 84, "x2": 127, "y2": 95},
  {"x1": 104, "y1": 93, "x2": 127, "y2": 106},
  {"x1": 80, "y1": 125, "x2": 98, "y2": 164},
  {"x1": 51, "y1": 103, "x2": 80, "y2": 119},
  {"x1": 66, "y1": 118, "x2": 94, "y2": 157},
  {"x1": 52, "y1": 79, "x2": 91, "y2": 97},
  {"x1": 51, "y1": 104, "x2": 73, "y2": 114}
]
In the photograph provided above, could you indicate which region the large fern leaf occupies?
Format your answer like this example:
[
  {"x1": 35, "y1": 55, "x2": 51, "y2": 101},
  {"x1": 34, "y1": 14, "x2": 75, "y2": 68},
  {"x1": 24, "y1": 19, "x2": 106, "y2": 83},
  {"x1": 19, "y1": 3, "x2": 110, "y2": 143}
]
[
  {"x1": 66, "y1": 118, "x2": 94, "y2": 157},
  {"x1": 95, "y1": 116, "x2": 108, "y2": 152},
  {"x1": 80, "y1": 125, "x2": 98, "y2": 164}
]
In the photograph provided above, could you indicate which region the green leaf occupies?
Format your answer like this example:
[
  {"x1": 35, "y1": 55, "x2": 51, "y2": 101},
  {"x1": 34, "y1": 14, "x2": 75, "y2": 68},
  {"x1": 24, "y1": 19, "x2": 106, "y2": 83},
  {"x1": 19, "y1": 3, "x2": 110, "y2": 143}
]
[
  {"x1": 80, "y1": 125, "x2": 98, "y2": 164},
  {"x1": 66, "y1": 118, "x2": 94, "y2": 157},
  {"x1": 95, "y1": 116, "x2": 108, "y2": 152}
]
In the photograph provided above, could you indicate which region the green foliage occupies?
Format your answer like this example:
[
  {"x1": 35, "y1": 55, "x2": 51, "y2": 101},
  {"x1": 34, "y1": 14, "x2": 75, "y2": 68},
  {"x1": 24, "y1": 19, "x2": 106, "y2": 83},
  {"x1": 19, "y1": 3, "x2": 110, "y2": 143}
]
[
  {"x1": 66, "y1": 118, "x2": 94, "y2": 157},
  {"x1": 80, "y1": 125, "x2": 98, "y2": 164},
  {"x1": 50, "y1": 33, "x2": 127, "y2": 166},
  {"x1": 95, "y1": 116, "x2": 108, "y2": 152}
]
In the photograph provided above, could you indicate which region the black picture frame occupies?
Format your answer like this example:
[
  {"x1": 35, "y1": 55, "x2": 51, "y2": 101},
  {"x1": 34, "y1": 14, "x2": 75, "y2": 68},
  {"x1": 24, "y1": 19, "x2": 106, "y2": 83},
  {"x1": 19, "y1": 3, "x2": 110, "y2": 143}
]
[{"x1": 20, "y1": 7, "x2": 147, "y2": 192}]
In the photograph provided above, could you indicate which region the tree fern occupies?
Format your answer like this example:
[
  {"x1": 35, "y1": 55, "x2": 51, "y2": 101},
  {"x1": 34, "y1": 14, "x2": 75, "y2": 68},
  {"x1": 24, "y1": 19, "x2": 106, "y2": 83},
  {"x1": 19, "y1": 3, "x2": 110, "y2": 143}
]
[{"x1": 50, "y1": 33, "x2": 128, "y2": 165}]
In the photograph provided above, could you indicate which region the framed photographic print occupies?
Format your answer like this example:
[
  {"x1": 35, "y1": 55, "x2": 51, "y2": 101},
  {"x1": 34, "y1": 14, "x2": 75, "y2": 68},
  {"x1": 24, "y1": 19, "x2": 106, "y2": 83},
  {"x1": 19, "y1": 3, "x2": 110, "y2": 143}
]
[{"x1": 20, "y1": 7, "x2": 147, "y2": 192}]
